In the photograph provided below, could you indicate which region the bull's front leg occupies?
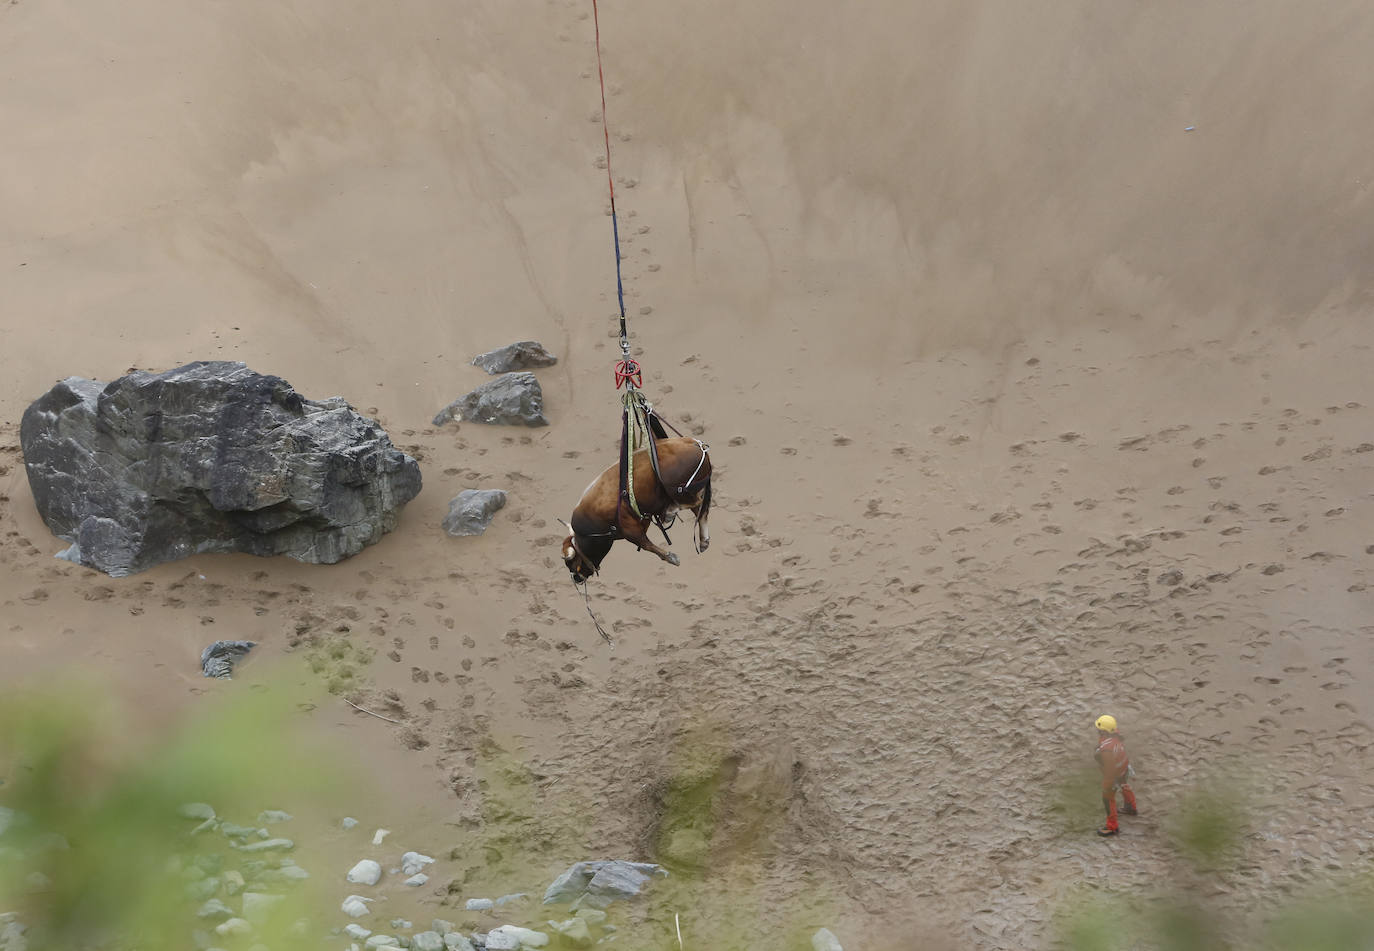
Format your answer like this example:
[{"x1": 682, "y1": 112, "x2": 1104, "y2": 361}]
[{"x1": 617, "y1": 505, "x2": 680, "y2": 566}]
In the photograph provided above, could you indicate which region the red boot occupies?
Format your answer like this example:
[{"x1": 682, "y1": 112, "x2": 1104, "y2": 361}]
[
  {"x1": 1099, "y1": 795, "x2": 1120, "y2": 836},
  {"x1": 1120, "y1": 784, "x2": 1139, "y2": 816}
]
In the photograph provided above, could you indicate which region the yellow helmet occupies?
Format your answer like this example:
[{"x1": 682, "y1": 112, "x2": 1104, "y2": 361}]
[{"x1": 1095, "y1": 714, "x2": 1118, "y2": 733}]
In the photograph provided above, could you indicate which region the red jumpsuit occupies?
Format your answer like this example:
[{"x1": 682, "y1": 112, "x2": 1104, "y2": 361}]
[{"x1": 1095, "y1": 732, "x2": 1138, "y2": 832}]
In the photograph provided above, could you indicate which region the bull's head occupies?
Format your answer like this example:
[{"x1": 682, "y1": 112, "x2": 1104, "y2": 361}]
[{"x1": 562, "y1": 535, "x2": 598, "y2": 584}]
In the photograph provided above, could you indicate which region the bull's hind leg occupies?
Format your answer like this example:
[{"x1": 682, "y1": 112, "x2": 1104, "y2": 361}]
[
  {"x1": 692, "y1": 483, "x2": 711, "y2": 553},
  {"x1": 618, "y1": 509, "x2": 680, "y2": 567}
]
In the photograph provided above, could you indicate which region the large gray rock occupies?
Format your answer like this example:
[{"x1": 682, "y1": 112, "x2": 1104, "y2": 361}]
[
  {"x1": 442, "y1": 490, "x2": 507, "y2": 537},
  {"x1": 19, "y1": 362, "x2": 422, "y2": 577},
  {"x1": 201, "y1": 640, "x2": 256, "y2": 679},
  {"x1": 471, "y1": 341, "x2": 557, "y2": 375},
  {"x1": 432, "y1": 373, "x2": 548, "y2": 427},
  {"x1": 542, "y1": 861, "x2": 665, "y2": 907}
]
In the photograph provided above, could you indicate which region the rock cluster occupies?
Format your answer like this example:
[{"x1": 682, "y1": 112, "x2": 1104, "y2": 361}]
[
  {"x1": 20, "y1": 362, "x2": 421, "y2": 576},
  {"x1": 2, "y1": 802, "x2": 846, "y2": 951}
]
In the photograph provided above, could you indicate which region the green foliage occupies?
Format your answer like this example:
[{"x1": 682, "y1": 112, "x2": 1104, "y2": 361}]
[
  {"x1": 0, "y1": 679, "x2": 342, "y2": 951},
  {"x1": 1167, "y1": 783, "x2": 1246, "y2": 874},
  {"x1": 1151, "y1": 901, "x2": 1230, "y2": 951},
  {"x1": 1265, "y1": 887, "x2": 1374, "y2": 951},
  {"x1": 1058, "y1": 901, "x2": 1127, "y2": 951}
]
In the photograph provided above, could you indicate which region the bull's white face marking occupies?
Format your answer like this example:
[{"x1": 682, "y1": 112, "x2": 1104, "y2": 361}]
[{"x1": 563, "y1": 543, "x2": 575, "y2": 561}]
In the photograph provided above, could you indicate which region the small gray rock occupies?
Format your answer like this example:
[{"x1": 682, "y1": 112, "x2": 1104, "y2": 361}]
[
  {"x1": 464, "y1": 899, "x2": 493, "y2": 912},
  {"x1": 364, "y1": 935, "x2": 399, "y2": 948},
  {"x1": 214, "y1": 918, "x2": 252, "y2": 938},
  {"x1": 179, "y1": 803, "x2": 217, "y2": 821},
  {"x1": 342, "y1": 817, "x2": 359, "y2": 830},
  {"x1": 442, "y1": 490, "x2": 507, "y2": 537},
  {"x1": 400, "y1": 851, "x2": 435, "y2": 876},
  {"x1": 184, "y1": 878, "x2": 221, "y2": 902},
  {"x1": 432, "y1": 373, "x2": 548, "y2": 427},
  {"x1": 219, "y1": 822, "x2": 258, "y2": 840},
  {"x1": 405, "y1": 873, "x2": 429, "y2": 887},
  {"x1": 201, "y1": 640, "x2": 256, "y2": 679},
  {"x1": 471, "y1": 341, "x2": 558, "y2": 375},
  {"x1": 411, "y1": 932, "x2": 445, "y2": 951},
  {"x1": 196, "y1": 900, "x2": 234, "y2": 921},
  {"x1": 547, "y1": 919, "x2": 592, "y2": 948},
  {"x1": 341, "y1": 895, "x2": 372, "y2": 918},
  {"x1": 542, "y1": 861, "x2": 665, "y2": 906},
  {"x1": 493, "y1": 894, "x2": 526, "y2": 907},
  {"x1": 257, "y1": 809, "x2": 293, "y2": 825},
  {"x1": 348, "y1": 859, "x2": 383, "y2": 885},
  {"x1": 812, "y1": 928, "x2": 844, "y2": 951},
  {"x1": 390, "y1": 919, "x2": 413, "y2": 931},
  {"x1": 443, "y1": 935, "x2": 476, "y2": 951},
  {"x1": 488, "y1": 926, "x2": 547, "y2": 949},
  {"x1": 0, "y1": 920, "x2": 26, "y2": 951},
  {"x1": 345, "y1": 924, "x2": 373, "y2": 940},
  {"x1": 253, "y1": 864, "x2": 310, "y2": 886},
  {"x1": 241, "y1": 893, "x2": 284, "y2": 924},
  {"x1": 236, "y1": 837, "x2": 293, "y2": 854}
]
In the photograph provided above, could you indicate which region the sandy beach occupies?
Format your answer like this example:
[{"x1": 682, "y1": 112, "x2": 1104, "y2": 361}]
[{"x1": 4, "y1": 1, "x2": 1374, "y2": 946}]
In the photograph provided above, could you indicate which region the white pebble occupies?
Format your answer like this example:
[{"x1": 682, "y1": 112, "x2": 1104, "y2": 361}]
[
  {"x1": 406, "y1": 872, "x2": 430, "y2": 886},
  {"x1": 812, "y1": 928, "x2": 844, "y2": 951},
  {"x1": 347, "y1": 860, "x2": 382, "y2": 886},
  {"x1": 372, "y1": 828, "x2": 390, "y2": 846},
  {"x1": 401, "y1": 851, "x2": 435, "y2": 876},
  {"x1": 341, "y1": 895, "x2": 374, "y2": 918},
  {"x1": 489, "y1": 925, "x2": 548, "y2": 948},
  {"x1": 214, "y1": 918, "x2": 252, "y2": 937}
]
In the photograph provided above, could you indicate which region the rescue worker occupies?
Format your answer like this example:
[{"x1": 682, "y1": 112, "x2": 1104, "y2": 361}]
[{"x1": 1094, "y1": 714, "x2": 1139, "y2": 836}]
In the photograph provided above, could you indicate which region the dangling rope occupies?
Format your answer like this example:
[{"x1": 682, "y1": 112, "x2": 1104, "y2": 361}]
[
  {"x1": 592, "y1": 0, "x2": 655, "y2": 519},
  {"x1": 591, "y1": 0, "x2": 628, "y2": 343},
  {"x1": 576, "y1": 579, "x2": 614, "y2": 647}
]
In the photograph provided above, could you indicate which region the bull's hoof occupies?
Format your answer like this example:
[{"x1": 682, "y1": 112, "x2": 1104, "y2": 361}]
[{"x1": 666, "y1": 552, "x2": 681, "y2": 567}]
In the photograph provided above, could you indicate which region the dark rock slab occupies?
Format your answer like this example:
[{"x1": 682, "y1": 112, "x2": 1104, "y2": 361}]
[
  {"x1": 542, "y1": 860, "x2": 665, "y2": 907},
  {"x1": 432, "y1": 373, "x2": 548, "y2": 427},
  {"x1": 471, "y1": 341, "x2": 557, "y2": 375},
  {"x1": 442, "y1": 490, "x2": 507, "y2": 537},
  {"x1": 201, "y1": 640, "x2": 256, "y2": 679},
  {"x1": 20, "y1": 362, "x2": 422, "y2": 577}
]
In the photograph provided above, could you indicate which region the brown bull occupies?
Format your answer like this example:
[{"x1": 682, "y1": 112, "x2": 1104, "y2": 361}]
[{"x1": 561, "y1": 436, "x2": 711, "y2": 582}]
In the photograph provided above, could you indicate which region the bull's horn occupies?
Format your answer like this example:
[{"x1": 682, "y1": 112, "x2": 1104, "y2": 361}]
[{"x1": 556, "y1": 517, "x2": 573, "y2": 532}]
